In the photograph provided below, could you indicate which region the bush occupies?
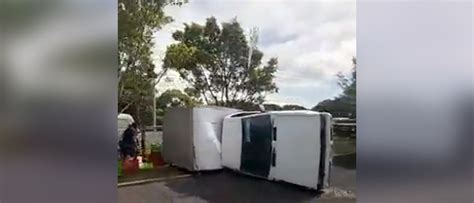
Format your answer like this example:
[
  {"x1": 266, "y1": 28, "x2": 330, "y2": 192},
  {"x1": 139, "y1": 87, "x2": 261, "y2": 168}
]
[
  {"x1": 118, "y1": 160, "x2": 123, "y2": 177},
  {"x1": 150, "y1": 143, "x2": 161, "y2": 153}
]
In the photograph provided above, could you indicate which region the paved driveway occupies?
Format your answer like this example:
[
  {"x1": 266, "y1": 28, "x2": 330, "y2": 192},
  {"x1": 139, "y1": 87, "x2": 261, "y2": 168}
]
[
  {"x1": 118, "y1": 154, "x2": 355, "y2": 203},
  {"x1": 127, "y1": 132, "x2": 356, "y2": 203}
]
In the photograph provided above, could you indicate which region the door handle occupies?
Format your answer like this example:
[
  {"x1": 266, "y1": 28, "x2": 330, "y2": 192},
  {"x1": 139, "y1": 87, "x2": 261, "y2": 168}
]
[{"x1": 272, "y1": 148, "x2": 276, "y2": 167}]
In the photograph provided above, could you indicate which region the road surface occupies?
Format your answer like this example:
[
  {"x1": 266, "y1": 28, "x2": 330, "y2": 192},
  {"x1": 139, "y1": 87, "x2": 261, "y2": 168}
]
[
  {"x1": 125, "y1": 131, "x2": 356, "y2": 202},
  {"x1": 118, "y1": 154, "x2": 355, "y2": 203}
]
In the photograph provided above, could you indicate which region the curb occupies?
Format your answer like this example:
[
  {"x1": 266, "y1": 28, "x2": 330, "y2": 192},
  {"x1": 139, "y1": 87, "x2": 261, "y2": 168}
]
[
  {"x1": 333, "y1": 152, "x2": 355, "y2": 157},
  {"x1": 118, "y1": 174, "x2": 192, "y2": 187}
]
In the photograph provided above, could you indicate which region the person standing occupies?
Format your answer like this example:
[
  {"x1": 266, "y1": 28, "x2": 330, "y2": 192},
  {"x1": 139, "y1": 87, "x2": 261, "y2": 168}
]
[{"x1": 120, "y1": 123, "x2": 138, "y2": 160}]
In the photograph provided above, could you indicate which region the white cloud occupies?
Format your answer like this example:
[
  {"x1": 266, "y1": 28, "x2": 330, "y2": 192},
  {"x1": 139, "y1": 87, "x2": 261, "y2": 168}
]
[{"x1": 153, "y1": 0, "x2": 356, "y2": 108}]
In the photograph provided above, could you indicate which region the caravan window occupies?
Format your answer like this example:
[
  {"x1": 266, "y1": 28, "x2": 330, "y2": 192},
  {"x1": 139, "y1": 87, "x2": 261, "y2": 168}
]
[
  {"x1": 240, "y1": 114, "x2": 273, "y2": 177},
  {"x1": 243, "y1": 119, "x2": 252, "y2": 142},
  {"x1": 231, "y1": 112, "x2": 259, "y2": 117},
  {"x1": 242, "y1": 115, "x2": 271, "y2": 143}
]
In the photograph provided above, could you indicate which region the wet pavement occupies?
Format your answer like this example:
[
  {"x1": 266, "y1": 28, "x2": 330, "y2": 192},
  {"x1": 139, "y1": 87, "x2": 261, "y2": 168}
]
[{"x1": 118, "y1": 154, "x2": 355, "y2": 203}]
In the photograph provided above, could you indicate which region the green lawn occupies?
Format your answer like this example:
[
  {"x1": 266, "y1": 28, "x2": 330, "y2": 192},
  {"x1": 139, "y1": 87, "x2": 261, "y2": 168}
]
[{"x1": 332, "y1": 137, "x2": 356, "y2": 156}]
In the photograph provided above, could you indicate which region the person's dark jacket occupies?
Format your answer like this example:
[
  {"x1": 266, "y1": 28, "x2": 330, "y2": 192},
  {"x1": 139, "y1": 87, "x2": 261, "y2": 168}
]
[{"x1": 120, "y1": 126, "x2": 137, "y2": 157}]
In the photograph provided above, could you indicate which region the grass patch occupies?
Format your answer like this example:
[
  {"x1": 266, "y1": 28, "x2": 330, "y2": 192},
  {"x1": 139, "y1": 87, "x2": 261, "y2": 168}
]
[
  {"x1": 332, "y1": 137, "x2": 356, "y2": 156},
  {"x1": 118, "y1": 160, "x2": 123, "y2": 177}
]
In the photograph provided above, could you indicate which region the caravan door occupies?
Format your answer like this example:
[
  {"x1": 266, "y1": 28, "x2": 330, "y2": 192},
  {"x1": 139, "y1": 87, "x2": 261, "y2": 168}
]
[{"x1": 240, "y1": 114, "x2": 273, "y2": 178}]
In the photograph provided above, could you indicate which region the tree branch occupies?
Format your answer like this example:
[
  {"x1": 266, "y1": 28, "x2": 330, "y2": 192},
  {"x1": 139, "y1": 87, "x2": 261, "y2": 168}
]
[
  {"x1": 120, "y1": 102, "x2": 132, "y2": 113},
  {"x1": 199, "y1": 65, "x2": 219, "y2": 105},
  {"x1": 155, "y1": 68, "x2": 168, "y2": 85}
]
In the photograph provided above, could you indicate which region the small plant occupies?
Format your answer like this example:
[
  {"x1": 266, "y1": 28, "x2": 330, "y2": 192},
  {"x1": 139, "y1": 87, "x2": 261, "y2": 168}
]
[
  {"x1": 150, "y1": 143, "x2": 161, "y2": 153},
  {"x1": 118, "y1": 160, "x2": 123, "y2": 177},
  {"x1": 140, "y1": 162, "x2": 154, "y2": 170}
]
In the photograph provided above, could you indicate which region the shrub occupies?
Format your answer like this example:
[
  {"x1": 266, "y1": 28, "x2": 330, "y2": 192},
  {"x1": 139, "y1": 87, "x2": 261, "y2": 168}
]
[
  {"x1": 150, "y1": 143, "x2": 161, "y2": 153},
  {"x1": 118, "y1": 160, "x2": 123, "y2": 177}
]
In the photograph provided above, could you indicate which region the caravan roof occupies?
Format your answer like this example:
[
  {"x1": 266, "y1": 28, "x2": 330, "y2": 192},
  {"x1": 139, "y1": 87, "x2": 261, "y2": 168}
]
[
  {"x1": 226, "y1": 110, "x2": 324, "y2": 119},
  {"x1": 118, "y1": 113, "x2": 134, "y2": 121},
  {"x1": 118, "y1": 113, "x2": 134, "y2": 131}
]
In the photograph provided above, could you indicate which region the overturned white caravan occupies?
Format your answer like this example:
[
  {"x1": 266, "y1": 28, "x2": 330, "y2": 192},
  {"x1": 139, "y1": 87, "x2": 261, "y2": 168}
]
[
  {"x1": 221, "y1": 111, "x2": 333, "y2": 190},
  {"x1": 162, "y1": 106, "x2": 240, "y2": 171}
]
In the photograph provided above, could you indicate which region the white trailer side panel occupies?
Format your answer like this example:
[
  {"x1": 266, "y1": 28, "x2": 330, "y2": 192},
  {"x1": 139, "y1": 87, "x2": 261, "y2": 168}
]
[
  {"x1": 269, "y1": 114, "x2": 321, "y2": 189},
  {"x1": 221, "y1": 118, "x2": 243, "y2": 170},
  {"x1": 193, "y1": 107, "x2": 240, "y2": 170}
]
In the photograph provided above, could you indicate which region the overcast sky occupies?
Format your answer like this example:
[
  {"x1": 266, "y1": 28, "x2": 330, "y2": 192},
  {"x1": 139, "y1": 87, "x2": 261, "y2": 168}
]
[{"x1": 153, "y1": 0, "x2": 356, "y2": 108}]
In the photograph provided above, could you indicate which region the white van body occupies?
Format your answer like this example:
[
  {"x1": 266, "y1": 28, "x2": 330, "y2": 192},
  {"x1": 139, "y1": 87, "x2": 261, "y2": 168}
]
[
  {"x1": 162, "y1": 106, "x2": 241, "y2": 171},
  {"x1": 118, "y1": 113, "x2": 135, "y2": 138},
  {"x1": 221, "y1": 111, "x2": 332, "y2": 190}
]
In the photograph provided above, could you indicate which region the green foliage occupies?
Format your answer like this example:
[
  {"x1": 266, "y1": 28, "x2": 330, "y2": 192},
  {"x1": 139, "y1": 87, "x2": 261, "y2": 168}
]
[
  {"x1": 119, "y1": 0, "x2": 175, "y2": 75},
  {"x1": 312, "y1": 97, "x2": 355, "y2": 118},
  {"x1": 282, "y1": 104, "x2": 307, "y2": 110},
  {"x1": 118, "y1": 0, "x2": 186, "y2": 126},
  {"x1": 150, "y1": 143, "x2": 162, "y2": 153},
  {"x1": 118, "y1": 160, "x2": 123, "y2": 177},
  {"x1": 336, "y1": 57, "x2": 356, "y2": 100},
  {"x1": 164, "y1": 17, "x2": 278, "y2": 107},
  {"x1": 157, "y1": 89, "x2": 201, "y2": 108},
  {"x1": 155, "y1": 89, "x2": 201, "y2": 117},
  {"x1": 228, "y1": 101, "x2": 260, "y2": 111},
  {"x1": 313, "y1": 57, "x2": 356, "y2": 118},
  {"x1": 140, "y1": 162, "x2": 154, "y2": 170},
  {"x1": 263, "y1": 103, "x2": 283, "y2": 111}
]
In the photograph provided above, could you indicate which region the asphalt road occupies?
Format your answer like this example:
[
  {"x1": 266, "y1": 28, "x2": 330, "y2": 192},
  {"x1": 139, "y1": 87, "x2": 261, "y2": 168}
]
[
  {"x1": 125, "y1": 132, "x2": 356, "y2": 202},
  {"x1": 118, "y1": 154, "x2": 355, "y2": 203}
]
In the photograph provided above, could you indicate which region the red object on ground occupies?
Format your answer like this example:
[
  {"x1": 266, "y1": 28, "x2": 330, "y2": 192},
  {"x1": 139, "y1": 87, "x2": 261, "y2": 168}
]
[
  {"x1": 123, "y1": 158, "x2": 139, "y2": 175},
  {"x1": 149, "y1": 152, "x2": 166, "y2": 167}
]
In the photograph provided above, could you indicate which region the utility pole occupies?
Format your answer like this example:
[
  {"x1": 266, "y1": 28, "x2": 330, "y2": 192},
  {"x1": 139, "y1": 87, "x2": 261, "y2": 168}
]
[
  {"x1": 248, "y1": 27, "x2": 261, "y2": 106},
  {"x1": 153, "y1": 86, "x2": 157, "y2": 133},
  {"x1": 247, "y1": 27, "x2": 259, "y2": 69}
]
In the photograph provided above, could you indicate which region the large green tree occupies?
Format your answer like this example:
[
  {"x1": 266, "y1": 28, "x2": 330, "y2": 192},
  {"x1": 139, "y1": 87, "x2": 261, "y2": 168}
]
[
  {"x1": 336, "y1": 57, "x2": 356, "y2": 101},
  {"x1": 156, "y1": 89, "x2": 200, "y2": 111},
  {"x1": 118, "y1": 0, "x2": 185, "y2": 126},
  {"x1": 163, "y1": 17, "x2": 278, "y2": 107}
]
